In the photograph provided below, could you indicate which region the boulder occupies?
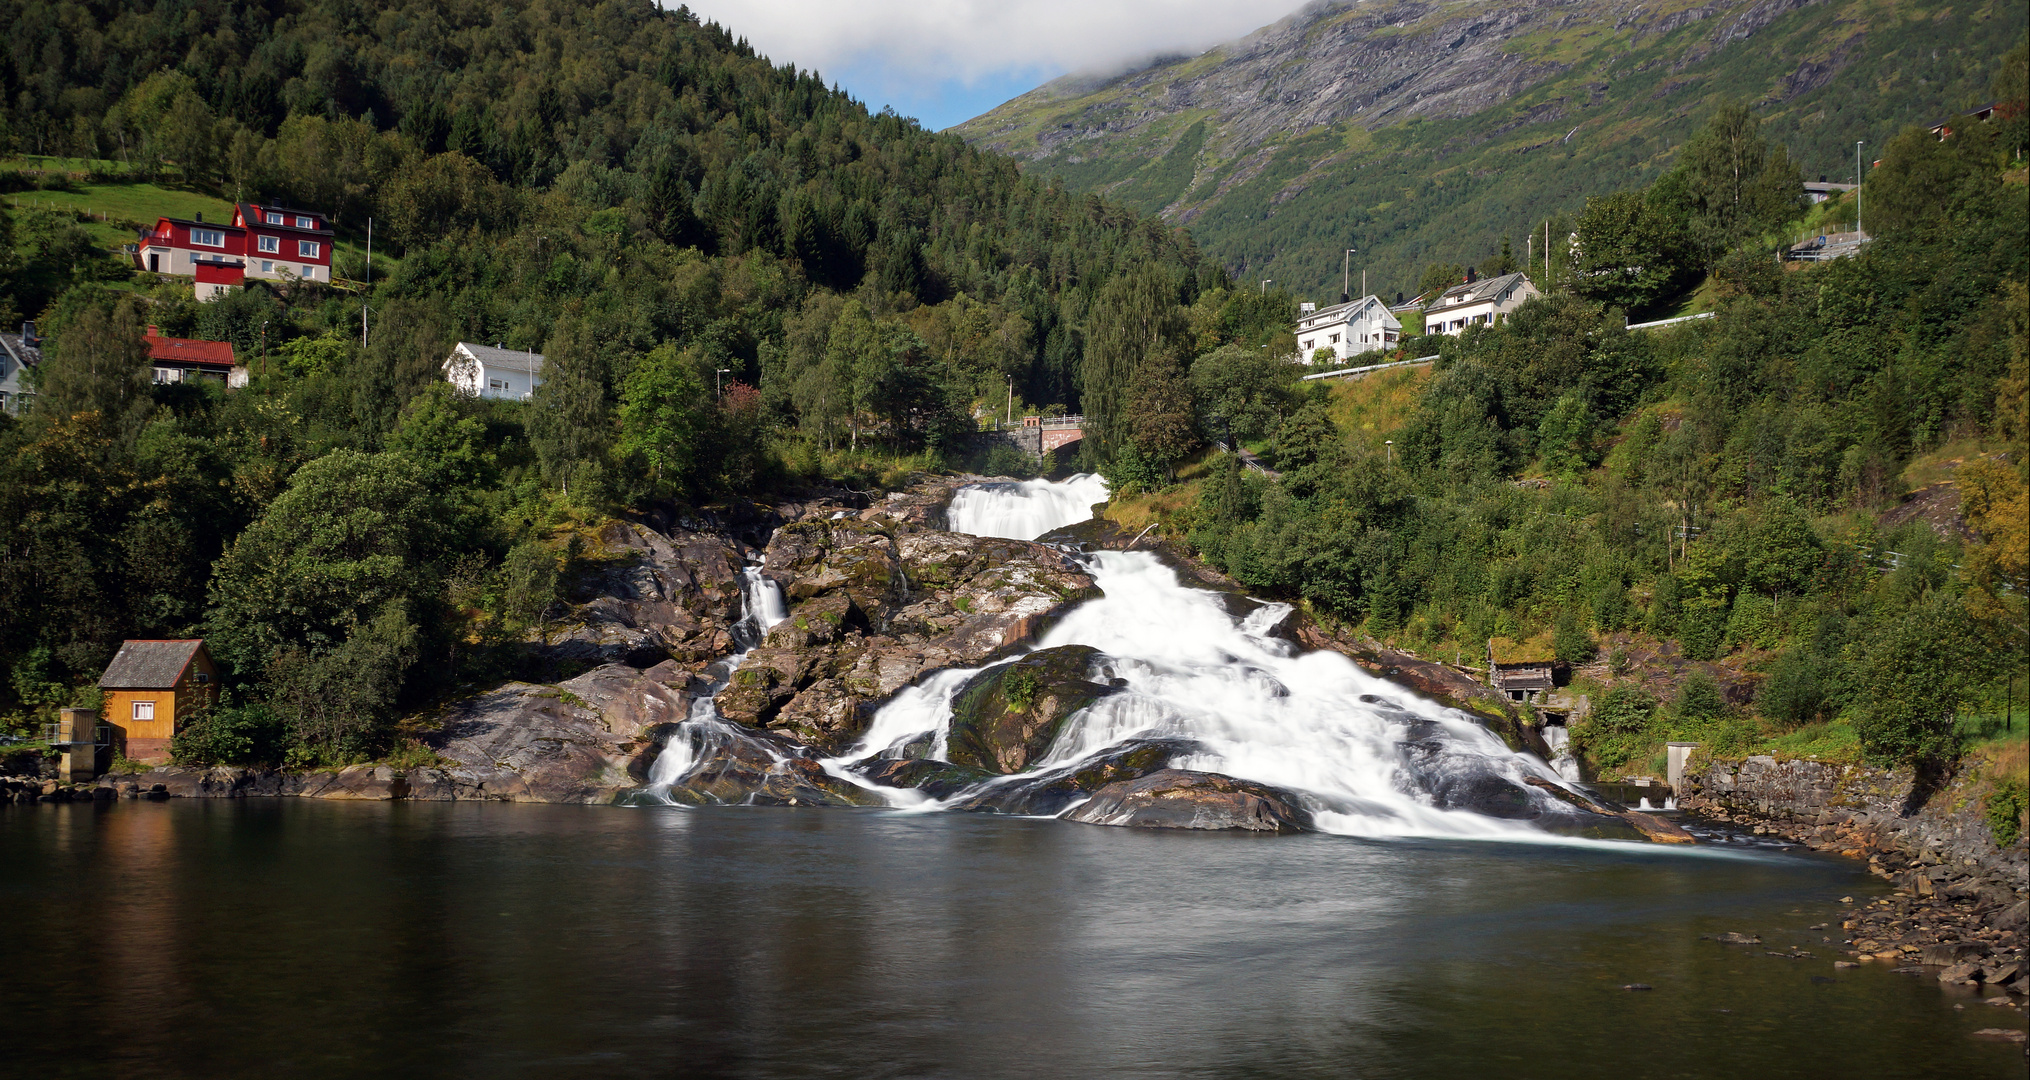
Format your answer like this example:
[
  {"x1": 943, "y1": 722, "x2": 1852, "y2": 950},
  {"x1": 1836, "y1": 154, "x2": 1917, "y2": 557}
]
[
  {"x1": 953, "y1": 738, "x2": 1202, "y2": 816},
  {"x1": 856, "y1": 758, "x2": 998, "y2": 799},
  {"x1": 1061, "y1": 769, "x2": 1310, "y2": 833},
  {"x1": 945, "y1": 646, "x2": 1115, "y2": 774},
  {"x1": 653, "y1": 721, "x2": 884, "y2": 807}
]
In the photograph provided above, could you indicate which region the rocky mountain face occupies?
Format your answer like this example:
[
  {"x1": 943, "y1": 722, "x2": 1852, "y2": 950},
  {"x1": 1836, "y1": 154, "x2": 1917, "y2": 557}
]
[{"x1": 954, "y1": 0, "x2": 2016, "y2": 296}]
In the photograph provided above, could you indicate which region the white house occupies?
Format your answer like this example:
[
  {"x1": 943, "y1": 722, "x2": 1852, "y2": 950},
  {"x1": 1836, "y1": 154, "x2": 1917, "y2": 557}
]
[
  {"x1": 1294, "y1": 295, "x2": 1402, "y2": 363},
  {"x1": 1424, "y1": 272, "x2": 1541, "y2": 335},
  {"x1": 443, "y1": 342, "x2": 545, "y2": 400},
  {"x1": 0, "y1": 322, "x2": 41, "y2": 415}
]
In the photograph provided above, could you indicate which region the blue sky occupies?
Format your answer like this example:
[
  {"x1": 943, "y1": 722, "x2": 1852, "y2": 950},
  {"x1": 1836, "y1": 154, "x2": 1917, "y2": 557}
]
[{"x1": 680, "y1": 1, "x2": 1297, "y2": 132}]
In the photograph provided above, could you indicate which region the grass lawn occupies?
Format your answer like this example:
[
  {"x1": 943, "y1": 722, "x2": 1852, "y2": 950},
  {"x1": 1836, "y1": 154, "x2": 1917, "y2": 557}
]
[{"x1": 6, "y1": 181, "x2": 235, "y2": 243}]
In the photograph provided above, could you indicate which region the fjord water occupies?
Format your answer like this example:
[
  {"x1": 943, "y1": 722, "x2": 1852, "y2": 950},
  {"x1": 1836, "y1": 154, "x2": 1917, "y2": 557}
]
[{"x1": 3, "y1": 800, "x2": 2020, "y2": 1079}]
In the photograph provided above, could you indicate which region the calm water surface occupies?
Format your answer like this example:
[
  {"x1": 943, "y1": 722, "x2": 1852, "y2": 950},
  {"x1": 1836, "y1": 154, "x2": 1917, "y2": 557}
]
[{"x1": 1, "y1": 800, "x2": 2022, "y2": 1079}]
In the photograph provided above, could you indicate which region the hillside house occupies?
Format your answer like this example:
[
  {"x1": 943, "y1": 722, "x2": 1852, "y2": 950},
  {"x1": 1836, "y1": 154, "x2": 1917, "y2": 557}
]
[
  {"x1": 1426, "y1": 272, "x2": 1540, "y2": 335},
  {"x1": 444, "y1": 342, "x2": 546, "y2": 400},
  {"x1": 1294, "y1": 295, "x2": 1402, "y2": 363},
  {"x1": 1487, "y1": 637, "x2": 1561, "y2": 703},
  {"x1": 145, "y1": 326, "x2": 237, "y2": 385},
  {"x1": 0, "y1": 321, "x2": 39, "y2": 415},
  {"x1": 139, "y1": 202, "x2": 334, "y2": 296},
  {"x1": 98, "y1": 639, "x2": 218, "y2": 763}
]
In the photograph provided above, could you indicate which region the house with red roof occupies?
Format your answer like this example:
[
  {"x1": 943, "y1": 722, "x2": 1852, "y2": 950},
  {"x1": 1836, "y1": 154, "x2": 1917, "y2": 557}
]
[
  {"x1": 145, "y1": 326, "x2": 237, "y2": 385},
  {"x1": 138, "y1": 201, "x2": 334, "y2": 299}
]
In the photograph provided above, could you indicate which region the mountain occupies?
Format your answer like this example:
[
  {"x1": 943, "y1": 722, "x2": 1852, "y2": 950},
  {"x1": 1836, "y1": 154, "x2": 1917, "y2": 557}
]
[{"x1": 955, "y1": 0, "x2": 2025, "y2": 300}]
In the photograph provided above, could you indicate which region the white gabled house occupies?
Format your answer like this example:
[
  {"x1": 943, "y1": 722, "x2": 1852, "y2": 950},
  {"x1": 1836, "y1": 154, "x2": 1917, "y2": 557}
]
[
  {"x1": 1294, "y1": 295, "x2": 1402, "y2": 363},
  {"x1": 1424, "y1": 272, "x2": 1540, "y2": 335},
  {"x1": 443, "y1": 342, "x2": 545, "y2": 400}
]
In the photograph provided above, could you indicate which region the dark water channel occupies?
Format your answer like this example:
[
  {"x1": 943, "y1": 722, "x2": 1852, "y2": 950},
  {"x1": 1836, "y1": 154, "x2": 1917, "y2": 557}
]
[{"x1": 2, "y1": 800, "x2": 2022, "y2": 1079}]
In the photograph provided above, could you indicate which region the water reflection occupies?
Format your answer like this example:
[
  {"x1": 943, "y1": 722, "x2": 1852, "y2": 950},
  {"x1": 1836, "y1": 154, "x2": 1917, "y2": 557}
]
[{"x1": 0, "y1": 801, "x2": 2020, "y2": 1079}]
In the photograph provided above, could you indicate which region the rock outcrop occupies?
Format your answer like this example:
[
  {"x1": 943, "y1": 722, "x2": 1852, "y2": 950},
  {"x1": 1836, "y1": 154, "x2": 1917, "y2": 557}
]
[
  {"x1": 537, "y1": 521, "x2": 748, "y2": 669},
  {"x1": 1682, "y1": 755, "x2": 2027, "y2": 988},
  {"x1": 945, "y1": 645, "x2": 1116, "y2": 774},
  {"x1": 716, "y1": 516, "x2": 1099, "y2": 755},
  {"x1": 1062, "y1": 769, "x2": 1311, "y2": 833}
]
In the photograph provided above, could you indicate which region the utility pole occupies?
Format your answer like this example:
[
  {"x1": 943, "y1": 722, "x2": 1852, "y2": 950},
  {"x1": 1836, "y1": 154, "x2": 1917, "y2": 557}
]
[
  {"x1": 259, "y1": 320, "x2": 268, "y2": 377},
  {"x1": 1006, "y1": 379, "x2": 1013, "y2": 428},
  {"x1": 362, "y1": 217, "x2": 372, "y2": 346},
  {"x1": 1855, "y1": 141, "x2": 1865, "y2": 235},
  {"x1": 1343, "y1": 247, "x2": 1356, "y2": 300},
  {"x1": 716, "y1": 367, "x2": 731, "y2": 400}
]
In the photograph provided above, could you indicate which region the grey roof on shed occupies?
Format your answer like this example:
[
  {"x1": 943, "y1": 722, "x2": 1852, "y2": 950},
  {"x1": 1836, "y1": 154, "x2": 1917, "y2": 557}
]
[{"x1": 99, "y1": 639, "x2": 204, "y2": 689}]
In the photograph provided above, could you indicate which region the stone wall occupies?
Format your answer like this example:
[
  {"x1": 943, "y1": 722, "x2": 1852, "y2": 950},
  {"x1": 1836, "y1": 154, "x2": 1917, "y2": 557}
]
[{"x1": 1681, "y1": 755, "x2": 2027, "y2": 902}]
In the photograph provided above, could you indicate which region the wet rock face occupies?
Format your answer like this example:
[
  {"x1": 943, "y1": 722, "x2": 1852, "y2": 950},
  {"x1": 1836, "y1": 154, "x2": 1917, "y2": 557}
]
[
  {"x1": 419, "y1": 662, "x2": 695, "y2": 803},
  {"x1": 1062, "y1": 769, "x2": 1311, "y2": 833},
  {"x1": 717, "y1": 517, "x2": 1100, "y2": 756},
  {"x1": 945, "y1": 645, "x2": 1115, "y2": 774},
  {"x1": 951, "y1": 738, "x2": 1204, "y2": 816}
]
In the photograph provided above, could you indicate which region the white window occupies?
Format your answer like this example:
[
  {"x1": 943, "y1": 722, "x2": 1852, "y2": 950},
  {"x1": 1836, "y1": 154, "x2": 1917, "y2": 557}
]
[
  {"x1": 265, "y1": 212, "x2": 283, "y2": 225},
  {"x1": 192, "y1": 228, "x2": 225, "y2": 247},
  {"x1": 152, "y1": 367, "x2": 179, "y2": 384},
  {"x1": 1329, "y1": 334, "x2": 1340, "y2": 344},
  {"x1": 132, "y1": 700, "x2": 154, "y2": 721},
  {"x1": 302, "y1": 265, "x2": 316, "y2": 278},
  {"x1": 295, "y1": 215, "x2": 314, "y2": 229},
  {"x1": 1301, "y1": 339, "x2": 1313, "y2": 351},
  {"x1": 260, "y1": 260, "x2": 273, "y2": 273},
  {"x1": 489, "y1": 378, "x2": 509, "y2": 392},
  {"x1": 259, "y1": 235, "x2": 279, "y2": 253},
  {"x1": 298, "y1": 240, "x2": 320, "y2": 258}
]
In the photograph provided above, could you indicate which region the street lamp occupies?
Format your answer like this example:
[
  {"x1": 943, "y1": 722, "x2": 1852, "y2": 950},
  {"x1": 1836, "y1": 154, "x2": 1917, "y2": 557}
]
[
  {"x1": 1261, "y1": 278, "x2": 1272, "y2": 295},
  {"x1": 1384, "y1": 439, "x2": 1393, "y2": 466},
  {"x1": 715, "y1": 367, "x2": 731, "y2": 399},
  {"x1": 1343, "y1": 247, "x2": 1357, "y2": 301}
]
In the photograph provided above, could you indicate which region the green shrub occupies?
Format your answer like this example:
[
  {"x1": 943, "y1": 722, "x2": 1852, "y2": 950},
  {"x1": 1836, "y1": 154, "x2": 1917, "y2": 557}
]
[
  {"x1": 1986, "y1": 780, "x2": 2027, "y2": 847},
  {"x1": 1003, "y1": 666, "x2": 1040, "y2": 713},
  {"x1": 170, "y1": 703, "x2": 287, "y2": 767}
]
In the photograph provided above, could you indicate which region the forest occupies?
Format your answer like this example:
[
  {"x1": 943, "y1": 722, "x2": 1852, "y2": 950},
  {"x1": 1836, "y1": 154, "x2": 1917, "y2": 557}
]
[{"x1": 0, "y1": 0, "x2": 2023, "y2": 797}]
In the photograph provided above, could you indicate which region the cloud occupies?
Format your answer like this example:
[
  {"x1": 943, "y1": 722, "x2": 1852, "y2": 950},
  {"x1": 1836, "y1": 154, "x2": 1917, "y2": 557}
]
[{"x1": 679, "y1": 1, "x2": 1298, "y2": 89}]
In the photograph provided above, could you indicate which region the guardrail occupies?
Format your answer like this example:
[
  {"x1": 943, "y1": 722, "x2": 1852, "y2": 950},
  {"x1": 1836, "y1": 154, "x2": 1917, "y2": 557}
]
[
  {"x1": 1624, "y1": 312, "x2": 1716, "y2": 332},
  {"x1": 1300, "y1": 355, "x2": 1438, "y2": 382}
]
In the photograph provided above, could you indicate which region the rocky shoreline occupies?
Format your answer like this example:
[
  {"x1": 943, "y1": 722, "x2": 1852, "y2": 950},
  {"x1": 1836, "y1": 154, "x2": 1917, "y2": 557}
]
[{"x1": 1682, "y1": 755, "x2": 2028, "y2": 998}]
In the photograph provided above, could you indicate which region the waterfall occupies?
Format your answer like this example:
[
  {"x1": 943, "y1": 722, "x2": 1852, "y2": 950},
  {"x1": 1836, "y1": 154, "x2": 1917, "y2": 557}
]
[
  {"x1": 829, "y1": 477, "x2": 1589, "y2": 840},
  {"x1": 1543, "y1": 723, "x2": 1582, "y2": 783},
  {"x1": 643, "y1": 561, "x2": 790, "y2": 802},
  {"x1": 946, "y1": 473, "x2": 1110, "y2": 539}
]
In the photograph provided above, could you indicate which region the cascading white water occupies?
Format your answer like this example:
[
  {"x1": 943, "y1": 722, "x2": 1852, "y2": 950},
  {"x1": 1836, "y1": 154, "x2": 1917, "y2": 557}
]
[
  {"x1": 1543, "y1": 723, "x2": 1583, "y2": 782},
  {"x1": 946, "y1": 473, "x2": 1110, "y2": 540},
  {"x1": 830, "y1": 477, "x2": 1588, "y2": 840},
  {"x1": 643, "y1": 562, "x2": 791, "y2": 802}
]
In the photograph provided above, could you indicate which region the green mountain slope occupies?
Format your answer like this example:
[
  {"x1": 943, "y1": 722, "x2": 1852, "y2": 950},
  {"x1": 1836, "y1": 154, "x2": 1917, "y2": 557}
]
[{"x1": 957, "y1": 0, "x2": 2025, "y2": 300}]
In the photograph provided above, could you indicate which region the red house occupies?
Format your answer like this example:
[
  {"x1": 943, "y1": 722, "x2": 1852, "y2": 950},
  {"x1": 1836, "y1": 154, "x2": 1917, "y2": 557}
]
[
  {"x1": 144, "y1": 326, "x2": 236, "y2": 385},
  {"x1": 139, "y1": 202, "x2": 334, "y2": 291}
]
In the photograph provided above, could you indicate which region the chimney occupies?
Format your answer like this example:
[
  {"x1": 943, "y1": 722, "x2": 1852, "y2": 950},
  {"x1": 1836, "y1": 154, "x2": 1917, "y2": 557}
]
[
  {"x1": 194, "y1": 212, "x2": 202, "y2": 223},
  {"x1": 146, "y1": 325, "x2": 160, "y2": 338},
  {"x1": 1340, "y1": 291, "x2": 1350, "y2": 304},
  {"x1": 1467, "y1": 267, "x2": 1478, "y2": 283},
  {"x1": 21, "y1": 321, "x2": 36, "y2": 346}
]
